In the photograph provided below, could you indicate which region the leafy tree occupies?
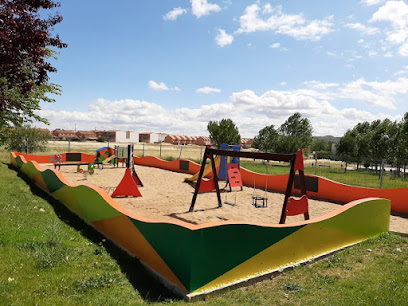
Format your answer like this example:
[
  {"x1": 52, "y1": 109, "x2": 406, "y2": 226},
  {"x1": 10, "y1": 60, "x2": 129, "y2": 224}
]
[
  {"x1": 5, "y1": 125, "x2": 51, "y2": 153},
  {"x1": 369, "y1": 119, "x2": 393, "y2": 172},
  {"x1": 253, "y1": 125, "x2": 278, "y2": 153},
  {"x1": 311, "y1": 138, "x2": 330, "y2": 152},
  {"x1": 0, "y1": 0, "x2": 67, "y2": 143},
  {"x1": 207, "y1": 118, "x2": 241, "y2": 147},
  {"x1": 352, "y1": 122, "x2": 372, "y2": 169},
  {"x1": 336, "y1": 130, "x2": 357, "y2": 172},
  {"x1": 275, "y1": 112, "x2": 313, "y2": 153},
  {"x1": 389, "y1": 113, "x2": 408, "y2": 175}
]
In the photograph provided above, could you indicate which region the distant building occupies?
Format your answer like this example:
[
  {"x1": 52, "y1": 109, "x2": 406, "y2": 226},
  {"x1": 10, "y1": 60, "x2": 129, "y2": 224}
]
[
  {"x1": 164, "y1": 135, "x2": 211, "y2": 146},
  {"x1": 52, "y1": 129, "x2": 77, "y2": 140},
  {"x1": 115, "y1": 130, "x2": 139, "y2": 143},
  {"x1": 139, "y1": 132, "x2": 166, "y2": 143},
  {"x1": 195, "y1": 136, "x2": 211, "y2": 146},
  {"x1": 37, "y1": 128, "x2": 51, "y2": 135},
  {"x1": 76, "y1": 130, "x2": 97, "y2": 140},
  {"x1": 95, "y1": 130, "x2": 118, "y2": 142},
  {"x1": 241, "y1": 138, "x2": 254, "y2": 148}
]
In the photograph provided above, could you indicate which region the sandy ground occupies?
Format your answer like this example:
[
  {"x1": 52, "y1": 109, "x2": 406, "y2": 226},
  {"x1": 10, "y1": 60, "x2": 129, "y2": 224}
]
[{"x1": 41, "y1": 163, "x2": 408, "y2": 233}]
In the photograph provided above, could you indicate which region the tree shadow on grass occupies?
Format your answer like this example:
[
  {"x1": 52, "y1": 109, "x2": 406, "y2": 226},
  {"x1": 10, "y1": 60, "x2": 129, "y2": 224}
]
[{"x1": 10, "y1": 164, "x2": 183, "y2": 303}]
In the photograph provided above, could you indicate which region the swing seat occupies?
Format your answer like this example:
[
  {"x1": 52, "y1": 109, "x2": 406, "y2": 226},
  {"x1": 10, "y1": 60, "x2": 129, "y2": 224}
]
[
  {"x1": 286, "y1": 195, "x2": 309, "y2": 216},
  {"x1": 252, "y1": 195, "x2": 268, "y2": 208},
  {"x1": 198, "y1": 178, "x2": 216, "y2": 193}
]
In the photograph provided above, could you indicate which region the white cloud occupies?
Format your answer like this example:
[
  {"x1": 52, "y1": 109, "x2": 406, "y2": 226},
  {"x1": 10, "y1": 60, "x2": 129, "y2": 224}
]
[
  {"x1": 148, "y1": 80, "x2": 169, "y2": 91},
  {"x1": 196, "y1": 86, "x2": 221, "y2": 94},
  {"x1": 215, "y1": 29, "x2": 234, "y2": 47},
  {"x1": 371, "y1": 0, "x2": 408, "y2": 56},
  {"x1": 37, "y1": 78, "x2": 407, "y2": 138},
  {"x1": 236, "y1": 4, "x2": 333, "y2": 41},
  {"x1": 191, "y1": 0, "x2": 221, "y2": 18},
  {"x1": 360, "y1": 0, "x2": 386, "y2": 6},
  {"x1": 345, "y1": 22, "x2": 379, "y2": 35},
  {"x1": 269, "y1": 42, "x2": 280, "y2": 48},
  {"x1": 280, "y1": 82, "x2": 287, "y2": 86},
  {"x1": 148, "y1": 80, "x2": 180, "y2": 91},
  {"x1": 163, "y1": 7, "x2": 187, "y2": 21}
]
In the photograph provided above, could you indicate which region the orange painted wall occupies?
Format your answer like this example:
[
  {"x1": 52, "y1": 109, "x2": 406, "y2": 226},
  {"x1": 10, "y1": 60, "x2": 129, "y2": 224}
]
[
  {"x1": 13, "y1": 152, "x2": 95, "y2": 163},
  {"x1": 12, "y1": 152, "x2": 408, "y2": 213}
]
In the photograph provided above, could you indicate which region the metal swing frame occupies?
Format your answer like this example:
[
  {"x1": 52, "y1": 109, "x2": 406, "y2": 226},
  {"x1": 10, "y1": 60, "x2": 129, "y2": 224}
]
[{"x1": 189, "y1": 147, "x2": 309, "y2": 224}]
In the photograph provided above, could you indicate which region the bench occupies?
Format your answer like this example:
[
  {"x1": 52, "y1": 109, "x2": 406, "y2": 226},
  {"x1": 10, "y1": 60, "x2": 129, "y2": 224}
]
[{"x1": 318, "y1": 164, "x2": 331, "y2": 168}]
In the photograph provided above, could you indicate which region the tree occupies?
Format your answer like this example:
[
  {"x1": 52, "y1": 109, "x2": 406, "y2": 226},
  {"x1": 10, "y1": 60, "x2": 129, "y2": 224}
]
[
  {"x1": 311, "y1": 138, "x2": 330, "y2": 152},
  {"x1": 336, "y1": 130, "x2": 357, "y2": 172},
  {"x1": 253, "y1": 125, "x2": 278, "y2": 153},
  {"x1": 369, "y1": 119, "x2": 393, "y2": 172},
  {"x1": 207, "y1": 118, "x2": 241, "y2": 147},
  {"x1": 352, "y1": 122, "x2": 372, "y2": 169},
  {"x1": 5, "y1": 125, "x2": 51, "y2": 153},
  {"x1": 275, "y1": 112, "x2": 313, "y2": 153},
  {"x1": 0, "y1": 0, "x2": 67, "y2": 143}
]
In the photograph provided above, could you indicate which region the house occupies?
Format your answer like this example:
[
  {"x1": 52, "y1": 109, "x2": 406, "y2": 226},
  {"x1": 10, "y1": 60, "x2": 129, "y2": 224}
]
[
  {"x1": 37, "y1": 128, "x2": 51, "y2": 135},
  {"x1": 115, "y1": 130, "x2": 139, "y2": 143},
  {"x1": 195, "y1": 136, "x2": 211, "y2": 146},
  {"x1": 164, "y1": 135, "x2": 180, "y2": 144},
  {"x1": 95, "y1": 130, "x2": 118, "y2": 142},
  {"x1": 241, "y1": 138, "x2": 254, "y2": 148},
  {"x1": 139, "y1": 132, "x2": 166, "y2": 143},
  {"x1": 52, "y1": 129, "x2": 77, "y2": 140},
  {"x1": 76, "y1": 130, "x2": 97, "y2": 140}
]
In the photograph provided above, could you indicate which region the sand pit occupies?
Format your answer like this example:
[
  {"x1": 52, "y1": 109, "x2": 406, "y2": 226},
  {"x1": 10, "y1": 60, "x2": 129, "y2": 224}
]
[{"x1": 41, "y1": 163, "x2": 408, "y2": 233}]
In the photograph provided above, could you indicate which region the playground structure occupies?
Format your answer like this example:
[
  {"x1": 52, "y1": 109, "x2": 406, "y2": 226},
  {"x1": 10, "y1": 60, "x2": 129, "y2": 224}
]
[
  {"x1": 111, "y1": 144, "x2": 143, "y2": 198},
  {"x1": 9, "y1": 151, "x2": 400, "y2": 300},
  {"x1": 189, "y1": 147, "x2": 309, "y2": 224}
]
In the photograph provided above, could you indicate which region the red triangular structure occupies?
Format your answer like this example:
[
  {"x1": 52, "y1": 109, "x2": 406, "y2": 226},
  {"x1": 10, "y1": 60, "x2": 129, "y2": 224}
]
[
  {"x1": 293, "y1": 150, "x2": 304, "y2": 172},
  {"x1": 132, "y1": 169, "x2": 143, "y2": 186},
  {"x1": 112, "y1": 168, "x2": 142, "y2": 197}
]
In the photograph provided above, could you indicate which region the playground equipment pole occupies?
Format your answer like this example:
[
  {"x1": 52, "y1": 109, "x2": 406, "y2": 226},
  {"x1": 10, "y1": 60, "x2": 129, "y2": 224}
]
[
  {"x1": 379, "y1": 134, "x2": 389, "y2": 189},
  {"x1": 380, "y1": 158, "x2": 385, "y2": 189}
]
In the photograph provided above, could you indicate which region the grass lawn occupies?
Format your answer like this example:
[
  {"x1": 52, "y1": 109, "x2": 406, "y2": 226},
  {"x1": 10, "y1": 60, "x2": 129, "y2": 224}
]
[{"x1": 1, "y1": 152, "x2": 408, "y2": 305}]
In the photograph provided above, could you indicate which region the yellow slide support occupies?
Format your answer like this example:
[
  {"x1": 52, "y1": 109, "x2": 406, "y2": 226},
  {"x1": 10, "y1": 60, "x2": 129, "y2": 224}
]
[
  {"x1": 185, "y1": 156, "x2": 221, "y2": 182},
  {"x1": 103, "y1": 155, "x2": 116, "y2": 164}
]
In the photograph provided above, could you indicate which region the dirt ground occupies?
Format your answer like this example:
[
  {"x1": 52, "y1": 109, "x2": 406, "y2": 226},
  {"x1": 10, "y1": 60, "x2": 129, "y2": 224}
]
[{"x1": 41, "y1": 163, "x2": 408, "y2": 233}]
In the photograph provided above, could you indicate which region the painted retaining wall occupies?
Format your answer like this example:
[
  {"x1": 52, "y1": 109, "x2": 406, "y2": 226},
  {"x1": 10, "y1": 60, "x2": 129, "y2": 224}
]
[
  {"x1": 12, "y1": 152, "x2": 408, "y2": 213},
  {"x1": 10, "y1": 152, "x2": 390, "y2": 298}
]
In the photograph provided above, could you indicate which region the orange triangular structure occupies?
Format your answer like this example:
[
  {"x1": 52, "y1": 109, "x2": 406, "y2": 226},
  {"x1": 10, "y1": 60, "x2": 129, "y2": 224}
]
[{"x1": 112, "y1": 168, "x2": 142, "y2": 197}]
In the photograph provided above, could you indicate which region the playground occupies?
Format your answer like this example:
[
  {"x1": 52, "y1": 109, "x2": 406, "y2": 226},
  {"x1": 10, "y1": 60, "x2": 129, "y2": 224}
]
[
  {"x1": 9, "y1": 146, "x2": 407, "y2": 299},
  {"x1": 39, "y1": 162, "x2": 408, "y2": 232}
]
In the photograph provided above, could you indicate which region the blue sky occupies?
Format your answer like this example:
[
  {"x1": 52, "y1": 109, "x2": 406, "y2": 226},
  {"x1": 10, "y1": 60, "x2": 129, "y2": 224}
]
[{"x1": 38, "y1": 0, "x2": 408, "y2": 137}]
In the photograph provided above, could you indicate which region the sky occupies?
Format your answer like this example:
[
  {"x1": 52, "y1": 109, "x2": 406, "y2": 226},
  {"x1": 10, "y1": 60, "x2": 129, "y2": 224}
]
[{"x1": 37, "y1": 0, "x2": 408, "y2": 138}]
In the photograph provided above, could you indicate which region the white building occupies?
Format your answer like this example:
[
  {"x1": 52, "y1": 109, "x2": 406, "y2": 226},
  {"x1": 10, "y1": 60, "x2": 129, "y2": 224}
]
[
  {"x1": 139, "y1": 132, "x2": 167, "y2": 143},
  {"x1": 115, "y1": 130, "x2": 139, "y2": 143}
]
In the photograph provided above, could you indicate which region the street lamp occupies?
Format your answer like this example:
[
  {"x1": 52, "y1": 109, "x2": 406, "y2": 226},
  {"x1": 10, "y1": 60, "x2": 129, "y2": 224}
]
[{"x1": 379, "y1": 134, "x2": 389, "y2": 189}]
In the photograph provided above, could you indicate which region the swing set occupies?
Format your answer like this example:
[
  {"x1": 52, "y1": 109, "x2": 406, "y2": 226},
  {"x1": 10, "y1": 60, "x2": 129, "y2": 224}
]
[{"x1": 189, "y1": 147, "x2": 310, "y2": 224}]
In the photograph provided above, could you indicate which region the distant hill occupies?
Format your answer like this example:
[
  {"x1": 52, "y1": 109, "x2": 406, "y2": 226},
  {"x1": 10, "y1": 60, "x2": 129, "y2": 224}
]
[{"x1": 313, "y1": 135, "x2": 341, "y2": 143}]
